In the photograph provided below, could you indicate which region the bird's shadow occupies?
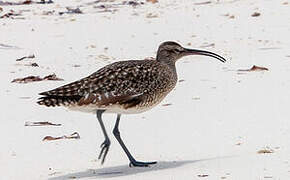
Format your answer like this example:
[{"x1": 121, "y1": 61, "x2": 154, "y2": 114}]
[{"x1": 49, "y1": 156, "x2": 233, "y2": 179}]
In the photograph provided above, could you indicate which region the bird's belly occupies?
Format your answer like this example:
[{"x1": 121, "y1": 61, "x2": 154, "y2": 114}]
[
  {"x1": 67, "y1": 104, "x2": 155, "y2": 114},
  {"x1": 67, "y1": 93, "x2": 168, "y2": 114}
]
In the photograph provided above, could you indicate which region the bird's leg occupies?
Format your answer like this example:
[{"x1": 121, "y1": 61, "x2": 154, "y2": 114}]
[
  {"x1": 113, "y1": 114, "x2": 157, "y2": 167},
  {"x1": 96, "y1": 110, "x2": 110, "y2": 164}
]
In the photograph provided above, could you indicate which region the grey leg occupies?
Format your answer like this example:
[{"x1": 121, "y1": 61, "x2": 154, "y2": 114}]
[
  {"x1": 96, "y1": 110, "x2": 110, "y2": 164},
  {"x1": 113, "y1": 114, "x2": 157, "y2": 167}
]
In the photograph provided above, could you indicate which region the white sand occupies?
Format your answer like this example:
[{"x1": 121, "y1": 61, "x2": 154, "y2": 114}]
[{"x1": 1, "y1": 0, "x2": 290, "y2": 179}]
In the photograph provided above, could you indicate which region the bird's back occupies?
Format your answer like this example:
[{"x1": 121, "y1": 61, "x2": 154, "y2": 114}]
[{"x1": 38, "y1": 60, "x2": 177, "y2": 114}]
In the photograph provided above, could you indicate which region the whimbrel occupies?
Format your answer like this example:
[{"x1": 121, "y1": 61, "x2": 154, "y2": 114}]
[{"x1": 37, "y1": 41, "x2": 226, "y2": 167}]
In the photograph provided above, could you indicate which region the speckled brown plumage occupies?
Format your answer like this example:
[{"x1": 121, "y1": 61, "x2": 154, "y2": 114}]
[{"x1": 38, "y1": 60, "x2": 177, "y2": 113}]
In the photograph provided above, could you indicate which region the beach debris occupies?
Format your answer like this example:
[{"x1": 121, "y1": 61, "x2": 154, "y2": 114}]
[
  {"x1": 229, "y1": 15, "x2": 235, "y2": 19},
  {"x1": 88, "y1": 44, "x2": 96, "y2": 48},
  {"x1": 22, "y1": 0, "x2": 32, "y2": 4},
  {"x1": 16, "y1": 62, "x2": 39, "y2": 67},
  {"x1": 162, "y1": 103, "x2": 172, "y2": 106},
  {"x1": 91, "y1": 0, "x2": 143, "y2": 12},
  {"x1": 125, "y1": 1, "x2": 142, "y2": 6},
  {"x1": 146, "y1": 0, "x2": 158, "y2": 3},
  {"x1": 39, "y1": 0, "x2": 54, "y2": 4},
  {"x1": 30, "y1": 63, "x2": 39, "y2": 67},
  {"x1": 11, "y1": 74, "x2": 63, "y2": 83},
  {"x1": 197, "y1": 174, "x2": 209, "y2": 177},
  {"x1": 257, "y1": 147, "x2": 274, "y2": 154},
  {"x1": 0, "y1": 43, "x2": 19, "y2": 49},
  {"x1": 43, "y1": 74, "x2": 63, "y2": 81},
  {"x1": 94, "y1": 4, "x2": 109, "y2": 10},
  {"x1": 192, "y1": 97, "x2": 200, "y2": 100},
  {"x1": 146, "y1": 13, "x2": 158, "y2": 18},
  {"x1": 42, "y1": 10, "x2": 55, "y2": 15},
  {"x1": 223, "y1": 13, "x2": 235, "y2": 19},
  {"x1": 16, "y1": 54, "x2": 35, "y2": 61},
  {"x1": 59, "y1": 7, "x2": 83, "y2": 15},
  {"x1": 237, "y1": 65, "x2": 269, "y2": 72},
  {"x1": 43, "y1": 132, "x2": 80, "y2": 141},
  {"x1": 48, "y1": 172, "x2": 62, "y2": 176},
  {"x1": 178, "y1": 79, "x2": 185, "y2": 82},
  {"x1": 264, "y1": 176, "x2": 273, "y2": 179},
  {"x1": 0, "y1": 1, "x2": 35, "y2": 5},
  {"x1": 66, "y1": 7, "x2": 82, "y2": 14},
  {"x1": 199, "y1": 43, "x2": 215, "y2": 48},
  {"x1": 259, "y1": 47, "x2": 281, "y2": 50},
  {"x1": 0, "y1": 10, "x2": 22, "y2": 19},
  {"x1": 12, "y1": 76, "x2": 42, "y2": 83},
  {"x1": 194, "y1": 1, "x2": 211, "y2": 5},
  {"x1": 19, "y1": 96, "x2": 31, "y2": 99},
  {"x1": 251, "y1": 12, "x2": 261, "y2": 17},
  {"x1": 25, "y1": 121, "x2": 61, "y2": 126},
  {"x1": 98, "y1": 54, "x2": 110, "y2": 60}
]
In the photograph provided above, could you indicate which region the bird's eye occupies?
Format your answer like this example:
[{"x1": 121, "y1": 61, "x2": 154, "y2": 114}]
[{"x1": 173, "y1": 49, "x2": 181, "y2": 53}]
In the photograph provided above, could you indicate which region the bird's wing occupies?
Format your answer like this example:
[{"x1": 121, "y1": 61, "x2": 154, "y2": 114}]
[
  {"x1": 39, "y1": 60, "x2": 141, "y2": 97},
  {"x1": 38, "y1": 60, "x2": 148, "y2": 107},
  {"x1": 38, "y1": 79, "x2": 143, "y2": 107},
  {"x1": 38, "y1": 87, "x2": 143, "y2": 108},
  {"x1": 77, "y1": 91, "x2": 143, "y2": 109}
]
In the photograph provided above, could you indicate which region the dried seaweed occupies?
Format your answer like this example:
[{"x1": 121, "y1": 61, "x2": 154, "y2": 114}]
[
  {"x1": 0, "y1": 43, "x2": 20, "y2": 49},
  {"x1": 59, "y1": 7, "x2": 83, "y2": 15},
  {"x1": 30, "y1": 63, "x2": 39, "y2": 67},
  {"x1": 199, "y1": 43, "x2": 215, "y2": 48},
  {"x1": 194, "y1": 1, "x2": 211, "y2": 5},
  {"x1": 0, "y1": 10, "x2": 21, "y2": 18},
  {"x1": 25, "y1": 121, "x2": 61, "y2": 126},
  {"x1": 257, "y1": 147, "x2": 274, "y2": 154},
  {"x1": 11, "y1": 74, "x2": 63, "y2": 83},
  {"x1": 146, "y1": 0, "x2": 158, "y2": 3},
  {"x1": 251, "y1": 12, "x2": 261, "y2": 17},
  {"x1": 197, "y1": 174, "x2": 209, "y2": 177},
  {"x1": 16, "y1": 54, "x2": 35, "y2": 61},
  {"x1": 42, "y1": 132, "x2": 80, "y2": 141},
  {"x1": 238, "y1": 65, "x2": 269, "y2": 72},
  {"x1": 0, "y1": 0, "x2": 52, "y2": 6},
  {"x1": 11, "y1": 76, "x2": 42, "y2": 83},
  {"x1": 43, "y1": 74, "x2": 63, "y2": 81}
]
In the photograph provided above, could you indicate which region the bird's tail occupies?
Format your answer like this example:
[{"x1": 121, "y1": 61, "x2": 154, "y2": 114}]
[{"x1": 37, "y1": 95, "x2": 82, "y2": 107}]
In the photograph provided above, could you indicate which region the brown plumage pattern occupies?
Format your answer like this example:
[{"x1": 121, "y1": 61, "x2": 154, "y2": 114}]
[{"x1": 37, "y1": 60, "x2": 177, "y2": 111}]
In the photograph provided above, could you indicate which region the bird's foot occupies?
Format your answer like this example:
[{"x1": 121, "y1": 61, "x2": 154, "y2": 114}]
[
  {"x1": 98, "y1": 138, "x2": 111, "y2": 164},
  {"x1": 129, "y1": 160, "x2": 157, "y2": 167}
]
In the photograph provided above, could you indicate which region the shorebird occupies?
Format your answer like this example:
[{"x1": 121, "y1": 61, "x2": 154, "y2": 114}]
[{"x1": 37, "y1": 41, "x2": 226, "y2": 167}]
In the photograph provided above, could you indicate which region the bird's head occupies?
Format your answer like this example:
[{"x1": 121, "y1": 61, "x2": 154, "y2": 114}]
[{"x1": 156, "y1": 41, "x2": 226, "y2": 64}]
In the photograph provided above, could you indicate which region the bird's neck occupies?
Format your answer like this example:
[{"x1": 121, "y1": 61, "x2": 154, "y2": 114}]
[{"x1": 157, "y1": 57, "x2": 177, "y2": 75}]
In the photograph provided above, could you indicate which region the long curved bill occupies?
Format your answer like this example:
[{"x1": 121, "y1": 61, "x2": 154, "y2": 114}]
[{"x1": 183, "y1": 48, "x2": 226, "y2": 63}]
